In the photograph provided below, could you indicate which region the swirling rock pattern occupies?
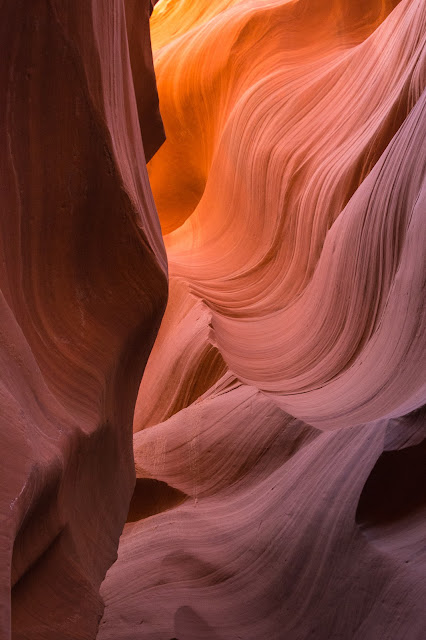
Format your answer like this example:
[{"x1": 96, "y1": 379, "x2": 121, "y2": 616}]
[
  {"x1": 99, "y1": 0, "x2": 426, "y2": 638},
  {"x1": 0, "y1": 1, "x2": 166, "y2": 639}
]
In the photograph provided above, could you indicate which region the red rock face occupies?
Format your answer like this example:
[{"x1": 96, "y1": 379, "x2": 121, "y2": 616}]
[{"x1": 0, "y1": 1, "x2": 167, "y2": 639}]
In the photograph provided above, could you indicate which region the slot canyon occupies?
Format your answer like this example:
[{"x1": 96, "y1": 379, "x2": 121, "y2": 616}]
[{"x1": 1, "y1": 0, "x2": 425, "y2": 639}]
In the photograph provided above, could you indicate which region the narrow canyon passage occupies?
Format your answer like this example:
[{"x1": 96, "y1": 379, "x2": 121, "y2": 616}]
[{"x1": 1, "y1": 1, "x2": 425, "y2": 639}]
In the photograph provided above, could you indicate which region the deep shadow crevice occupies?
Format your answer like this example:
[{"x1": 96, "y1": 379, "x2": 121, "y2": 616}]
[
  {"x1": 127, "y1": 478, "x2": 187, "y2": 523},
  {"x1": 356, "y1": 439, "x2": 426, "y2": 528}
]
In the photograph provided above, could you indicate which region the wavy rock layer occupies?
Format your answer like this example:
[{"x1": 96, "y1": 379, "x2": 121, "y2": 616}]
[
  {"x1": 0, "y1": 2, "x2": 166, "y2": 639},
  {"x1": 102, "y1": 408, "x2": 426, "y2": 640},
  {"x1": 100, "y1": 0, "x2": 426, "y2": 638}
]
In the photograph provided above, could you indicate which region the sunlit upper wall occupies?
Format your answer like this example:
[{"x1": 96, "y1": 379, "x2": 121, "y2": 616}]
[
  {"x1": 148, "y1": 0, "x2": 402, "y2": 235},
  {"x1": 151, "y1": 0, "x2": 245, "y2": 51}
]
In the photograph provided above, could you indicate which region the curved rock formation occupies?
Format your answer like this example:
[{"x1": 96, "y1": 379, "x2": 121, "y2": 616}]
[
  {"x1": 0, "y1": 1, "x2": 166, "y2": 638},
  {"x1": 101, "y1": 410, "x2": 426, "y2": 640},
  {"x1": 157, "y1": 0, "x2": 425, "y2": 429},
  {"x1": 99, "y1": 0, "x2": 426, "y2": 638}
]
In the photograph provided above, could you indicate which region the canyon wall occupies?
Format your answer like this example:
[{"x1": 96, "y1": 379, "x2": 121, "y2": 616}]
[{"x1": 0, "y1": 1, "x2": 167, "y2": 638}]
